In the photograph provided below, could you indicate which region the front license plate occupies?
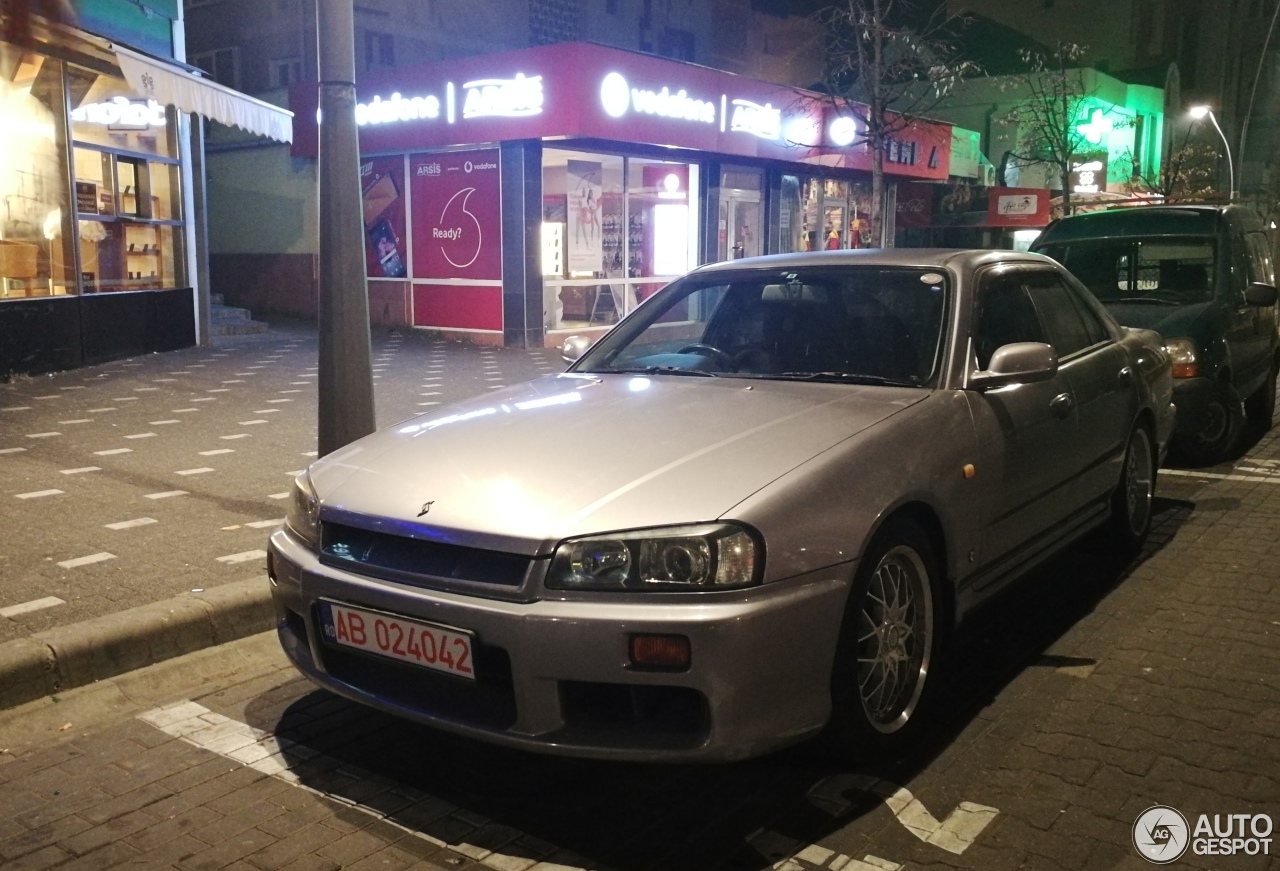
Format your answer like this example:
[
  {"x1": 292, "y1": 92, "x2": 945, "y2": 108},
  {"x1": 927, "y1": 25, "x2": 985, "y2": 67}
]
[{"x1": 318, "y1": 601, "x2": 475, "y2": 681}]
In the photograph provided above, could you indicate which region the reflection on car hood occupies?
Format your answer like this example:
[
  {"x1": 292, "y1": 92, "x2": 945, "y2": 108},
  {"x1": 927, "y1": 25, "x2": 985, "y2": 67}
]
[
  {"x1": 311, "y1": 373, "x2": 926, "y2": 555},
  {"x1": 1104, "y1": 299, "x2": 1216, "y2": 338}
]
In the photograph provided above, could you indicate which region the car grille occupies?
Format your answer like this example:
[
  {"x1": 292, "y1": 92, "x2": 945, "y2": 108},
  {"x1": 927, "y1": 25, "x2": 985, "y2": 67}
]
[{"x1": 320, "y1": 522, "x2": 531, "y2": 588}]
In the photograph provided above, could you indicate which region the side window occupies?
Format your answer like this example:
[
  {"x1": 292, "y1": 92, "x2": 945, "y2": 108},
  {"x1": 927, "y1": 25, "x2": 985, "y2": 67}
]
[
  {"x1": 975, "y1": 271, "x2": 1044, "y2": 369},
  {"x1": 1246, "y1": 233, "x2": 1275, "y2": 285},
  {"x1": 1024, "y1": 270, "x2": 1099, "y2": 358}
]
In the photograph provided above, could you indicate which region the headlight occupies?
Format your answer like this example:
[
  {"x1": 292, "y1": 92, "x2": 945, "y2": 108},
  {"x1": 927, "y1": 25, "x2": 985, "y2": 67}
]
[
  {"x1": 1162, "y1": 337, "x2": 1198, "y2": 378},
  {"x1": 284, "y1": 471, "x2": 321, "y2": 549},
  {"x1": 546, "y1": 523, "x2": 761, "y2": 591}
]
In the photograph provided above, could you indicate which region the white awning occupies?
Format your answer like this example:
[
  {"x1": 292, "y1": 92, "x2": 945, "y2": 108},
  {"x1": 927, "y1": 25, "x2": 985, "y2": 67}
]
[{"x1": 112, "y1": 43, "x2": 294, "y2": 143}]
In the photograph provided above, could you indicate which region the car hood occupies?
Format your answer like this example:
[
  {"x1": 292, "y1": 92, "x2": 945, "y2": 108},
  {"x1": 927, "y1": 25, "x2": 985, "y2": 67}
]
[
  {"x1": 1103, "y1": 299, "x2": 1217, "y2": 340},
  {"x1": 311, "y1": 373, "x2": 927, "y2": 555}
]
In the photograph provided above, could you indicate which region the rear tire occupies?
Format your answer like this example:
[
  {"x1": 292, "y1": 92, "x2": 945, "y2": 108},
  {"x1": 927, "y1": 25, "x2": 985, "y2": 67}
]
[
  {"x1": 826, "y1": 517, "x2": 940, "y2": 762},
  {"x1": 1105, "y1": 424, "x2": 1155, "y2": 553},
  {"x1": 1245, "y1": 360, "x2": 1278, "y2": 430}
]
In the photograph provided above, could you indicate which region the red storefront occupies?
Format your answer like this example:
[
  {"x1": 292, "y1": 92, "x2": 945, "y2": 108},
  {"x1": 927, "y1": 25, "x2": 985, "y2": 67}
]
[{"x1": 290, "y1": 42, "x2": 951, "y2": 347}]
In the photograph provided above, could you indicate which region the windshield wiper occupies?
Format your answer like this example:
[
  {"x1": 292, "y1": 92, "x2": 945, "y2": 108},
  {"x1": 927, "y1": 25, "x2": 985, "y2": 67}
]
[
  {"x1": 601, "y1": 366, "x2": 720, "y2": 377},
  {"x1": 1107, "y1": 297, "x2": 1181, "y2": 306},
  {"x1": 778, "y1": 372, "x2": 919, "y2": 387}
]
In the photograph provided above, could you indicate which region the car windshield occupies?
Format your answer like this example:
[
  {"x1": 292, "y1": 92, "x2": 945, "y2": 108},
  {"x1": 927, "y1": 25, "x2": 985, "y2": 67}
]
[
  {"x1": 1037, "y1": 237, "x2": 1217, "y2": 306},
  {"x1": 574, "y1": 266, "x2": 948, "y2": 385}
]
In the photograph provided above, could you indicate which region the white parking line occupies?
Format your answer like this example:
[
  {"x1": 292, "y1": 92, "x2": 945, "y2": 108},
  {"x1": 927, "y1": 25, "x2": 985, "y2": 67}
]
[
  {"x1": 0, "y1": 597, "x2": 66, "y2": 618},
  {"x1": 244, "y1": 519, "x2": 284, "y2": 529},
  {"x1": 268, "y1": 492, "x2": 289, "y2": 499},
  {"x1": 58, "y1": 419, "x2": 92, "y2": 424},
  {"x1": 26, "y1": 432, "x2": 61, "y2": 439},
  {"x1": 265, "y1": 398, "x2": 293, "y2": 403},
  {"x1": 207, "y1": 388, "x2": 231, "y2": 393},
  {"x1": 192, "y1": 397, "x2": 217, "y2": 402},
  {"x1": 216, "y1": 550, "x2": 267, "y2": 564},
  {"x1": 87, "y1": 407, "x2": 117, "y2": 413},
  {"x1": 238, "y1": 420, "x2": 268, "y2": 425},
  {"x1": 1161, "y1": 468, "x2": 1280, "y2": 485},
  {"x1": 220, "y1": 434, "x2": 250, "y2": 440},
  {"x1": 57, "y1": 552, "x2": 116, "y2": 569},
  {"x1": 145, "y1": 490, "x2": 188, "y2": 499},
  {"x1": 252, "y1": 409, "x2": 281, "y2": 414},
  {"x1": 16, "y1": 489, "x2": 63, "y2": 499},
  {"x1": 2, "y1": 406, "x2": 32, "y2": 411},
  {"x1": 0, "y1": 447, "x2": 28, "y2": 455},
  {"x1": 149, "y1": 419, "x2": 181, "y2": 425},
  {"x1": 176, "y1": 468, "x2": 214, "y2": 476},
  {"x1": 124, "y1": 432, "x2": 157, "y2": 439},
  {"x1": 106, "y1": 517, "x2": 158, "y2": 530},
  {"x1": 112, "y1": 397, "x2": 139, "y2": 401},
  {"x1": 199, "y1": 449, "x2": 235, "y2": 456},
  {"x1": 94, "y1": 448, "x2": 132, "y2": 456},
  {"x1": 59, "y1": 467, "x2": 101, "y2": 475},
  {"x1": 139, "y1": 702, "x2": 569, "y2": 870},
  {"x1": 134, "y1": 387, "x2": 158, "y2": 392}
]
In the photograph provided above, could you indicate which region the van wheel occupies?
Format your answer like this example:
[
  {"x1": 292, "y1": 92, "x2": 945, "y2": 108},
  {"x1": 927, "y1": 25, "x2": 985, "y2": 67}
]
[
  {"x1": 1245, "y1": 360, "x2": 1278, "y2": 430},
  {"x1": 1179, "y1": 382, "x2": 1243, "y2": 465},
  {"x1": 826, "y1": 517, "x2": 940, "y2": 762}
]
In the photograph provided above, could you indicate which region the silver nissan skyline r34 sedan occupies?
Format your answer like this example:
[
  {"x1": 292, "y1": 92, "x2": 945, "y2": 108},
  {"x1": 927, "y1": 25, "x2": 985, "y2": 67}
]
[{"x1": 268, "y1": 248, "x2": 1175, "y2": 762}]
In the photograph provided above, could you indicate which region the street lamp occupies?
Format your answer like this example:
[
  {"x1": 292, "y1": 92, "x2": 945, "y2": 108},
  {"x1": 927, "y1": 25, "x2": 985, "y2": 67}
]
[{"x1": 1189, "y1": 105, "x2": 1236, "y2": 201}]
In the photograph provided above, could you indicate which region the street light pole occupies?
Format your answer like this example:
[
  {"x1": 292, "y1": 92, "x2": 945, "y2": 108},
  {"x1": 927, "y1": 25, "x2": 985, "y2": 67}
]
[
  {"x1": 1190, "y1": 105, "x2": 1236, "y2": 202},
  {"x1": 316, "y1": 0, "x2": 376, "y2": 456}
]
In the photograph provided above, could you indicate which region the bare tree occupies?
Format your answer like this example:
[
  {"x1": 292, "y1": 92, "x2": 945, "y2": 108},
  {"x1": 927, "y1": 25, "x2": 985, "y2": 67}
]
[
  {"x1": 1125, "y1": 132, "x2": 1220, "y2": 205},
  {"x1": 996, "y1": 42, "x2": 1093, "y2": 217},
  {"x1": 2, "y1": 0, "x2": 76, "y2": 44},
  {"x1": 816, "y1": 0, "x2": 978, "y2": 246}
]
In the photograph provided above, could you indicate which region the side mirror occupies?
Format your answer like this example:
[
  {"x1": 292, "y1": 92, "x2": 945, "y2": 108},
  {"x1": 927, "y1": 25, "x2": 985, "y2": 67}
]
[
  {"x1": 969, "y1": 341, "x2": 1058, "y2": 389},
  {"x1": 1245, "y1": 282, "x2": 1279, "y2": 307},
  {"x1": 561, "y1": 335, "x2": 592, "y2": 363}
]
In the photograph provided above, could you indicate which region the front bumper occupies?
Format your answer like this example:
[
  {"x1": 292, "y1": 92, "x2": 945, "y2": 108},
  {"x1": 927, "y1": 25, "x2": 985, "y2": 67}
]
[
  {"x1": 1171, "y1": 376, "x2": 1214, "y2": 439},
  {"x1": 267, "y1": 528, "x2": 852, "y2": 761}
]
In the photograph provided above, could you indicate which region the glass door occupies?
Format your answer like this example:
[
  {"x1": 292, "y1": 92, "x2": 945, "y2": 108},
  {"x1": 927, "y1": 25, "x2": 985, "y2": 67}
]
[{"x1": 718, "y1": 167, "x2": 763, "y2": 261}]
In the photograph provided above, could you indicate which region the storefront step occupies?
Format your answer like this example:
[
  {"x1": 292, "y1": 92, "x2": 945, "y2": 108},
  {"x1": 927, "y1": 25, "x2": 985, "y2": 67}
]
[{"x1": 211, "y1": 303, "x2": 268, "y2": 336}]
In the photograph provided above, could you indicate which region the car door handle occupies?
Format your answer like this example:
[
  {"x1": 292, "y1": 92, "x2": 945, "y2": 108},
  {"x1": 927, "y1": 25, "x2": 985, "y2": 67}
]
[
  {"x1": 1050, "y1": 392, "x2": 1074, "y2": 419},
  {"x1": 1117, "y1": 366, "x2": 1133, "y2": 386}
]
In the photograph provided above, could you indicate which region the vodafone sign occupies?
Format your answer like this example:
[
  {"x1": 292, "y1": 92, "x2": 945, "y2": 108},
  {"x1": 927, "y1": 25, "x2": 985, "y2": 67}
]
[{"x1": 290, "y1": 42, "x2": 950, "y2": 179}]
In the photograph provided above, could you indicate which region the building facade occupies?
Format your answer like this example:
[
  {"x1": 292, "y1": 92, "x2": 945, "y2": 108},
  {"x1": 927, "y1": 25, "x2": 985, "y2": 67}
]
[{"x1": 0, "y1": 0, "x2": 291, "y2": 376}]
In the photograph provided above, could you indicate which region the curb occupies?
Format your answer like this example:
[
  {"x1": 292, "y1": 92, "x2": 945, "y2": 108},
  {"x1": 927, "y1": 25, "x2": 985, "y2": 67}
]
[{"x1": 0, "y1": 578, "x2": 275, "y2": 711}]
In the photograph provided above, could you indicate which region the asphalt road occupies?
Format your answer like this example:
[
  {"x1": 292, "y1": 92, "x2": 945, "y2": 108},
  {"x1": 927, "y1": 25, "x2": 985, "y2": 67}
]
[{"x1": 0, "y1": 324, "x2": 1277, "y2": 870}]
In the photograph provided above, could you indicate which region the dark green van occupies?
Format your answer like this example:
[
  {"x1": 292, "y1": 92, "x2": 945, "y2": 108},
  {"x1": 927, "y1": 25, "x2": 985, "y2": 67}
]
[{"x1": 1032, "y1": 205, "x2": 1279, "y2": 464}]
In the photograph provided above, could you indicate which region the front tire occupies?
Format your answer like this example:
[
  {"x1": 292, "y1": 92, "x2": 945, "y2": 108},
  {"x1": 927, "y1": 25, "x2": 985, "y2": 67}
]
[
  {"x1": 1177, "y1": 382, "x2": 1243, "y2": 465},
  {"x1": 827, "y1": 517, "x2": 940, "y2": 761}
]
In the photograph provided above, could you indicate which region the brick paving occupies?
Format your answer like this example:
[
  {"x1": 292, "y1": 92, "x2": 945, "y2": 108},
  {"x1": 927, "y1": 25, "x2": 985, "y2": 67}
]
[
  {"x1": 0, "y1": 327, "x2": 1277, "y2": 869},
  {"x1": 0, "y1": 322, "x2": 561, "y2": 642}
]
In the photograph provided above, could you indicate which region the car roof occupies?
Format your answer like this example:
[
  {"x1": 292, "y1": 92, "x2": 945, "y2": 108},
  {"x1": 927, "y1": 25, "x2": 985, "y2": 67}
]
[
  {"x1": 692, "y1": 248, "x2": 1060, "y2": 275},
  {"x1": 1033, "y1": 204, "x2": 1265, "y2": 244}
]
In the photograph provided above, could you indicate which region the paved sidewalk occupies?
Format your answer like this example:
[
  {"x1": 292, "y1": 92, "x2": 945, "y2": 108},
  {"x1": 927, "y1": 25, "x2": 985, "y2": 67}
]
[{"x1": 0, "y1": 323, "x2": 562, "y2": 705}]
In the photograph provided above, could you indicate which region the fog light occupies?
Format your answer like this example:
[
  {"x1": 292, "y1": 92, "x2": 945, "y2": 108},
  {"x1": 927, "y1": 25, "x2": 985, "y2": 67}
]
[{"x1": 629, "y1": 634, "x2": 691, "y2": 670}]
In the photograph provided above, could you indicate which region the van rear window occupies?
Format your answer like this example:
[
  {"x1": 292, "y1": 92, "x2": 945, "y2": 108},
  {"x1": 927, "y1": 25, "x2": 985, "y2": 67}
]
[{"x1": 1037, "y1": 237, "x2": 1216, "y2": 305}]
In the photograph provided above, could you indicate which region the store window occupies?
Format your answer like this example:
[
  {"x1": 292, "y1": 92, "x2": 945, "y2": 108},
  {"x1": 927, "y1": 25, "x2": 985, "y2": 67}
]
[
  {"x1": 68, "y1": 66, "x2": 184, "y2": 294},
  {"x1": 718, "y1": 166, "x2": 762, "y2": 261},
  {"x1": 778, "y1": 174, "x2": 873, "y2": 254},
  {"x1": 541, "y1": 149, "x2": 699, "y2": 331},
  {"x1": 0, "y1": 49, "x2": 76, "y2": 300}
]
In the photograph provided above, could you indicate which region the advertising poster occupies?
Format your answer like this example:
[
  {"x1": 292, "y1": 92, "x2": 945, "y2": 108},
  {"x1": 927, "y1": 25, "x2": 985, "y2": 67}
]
[
  {"x1": 566, "y1": 159, "x2": 603, "y2": 276},
  {"x1": 988, "y1": 188, "x2": 1050, "y2": 227},
  {"x1": 361, "y1": 157, "x2": 407, "y2": 278},
  {"x1": 409, "y1": 149, "x2": 502, "y2": 280}
]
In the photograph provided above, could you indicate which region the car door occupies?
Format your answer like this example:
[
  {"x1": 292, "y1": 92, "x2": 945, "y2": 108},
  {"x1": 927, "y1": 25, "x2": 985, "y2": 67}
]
[
  {"x1": 1024, "y1": 268, "x2": 1134, "y2": 509},
  {"x1": 1226, "y1": 232, "x2": 1271, "y2": 391},
  {"x1": 967, "y1": 267, "x2": 1080, "y2": 576}
]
